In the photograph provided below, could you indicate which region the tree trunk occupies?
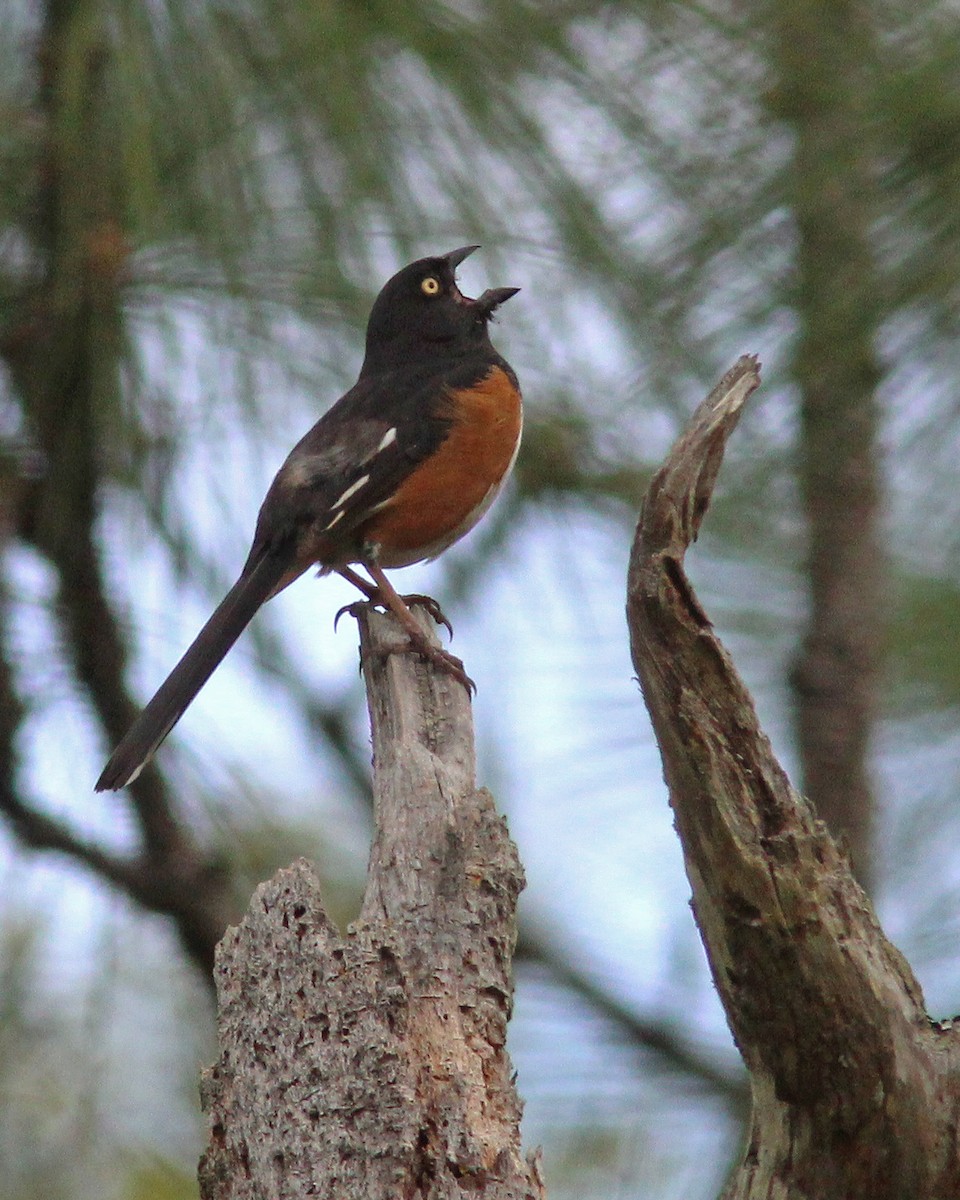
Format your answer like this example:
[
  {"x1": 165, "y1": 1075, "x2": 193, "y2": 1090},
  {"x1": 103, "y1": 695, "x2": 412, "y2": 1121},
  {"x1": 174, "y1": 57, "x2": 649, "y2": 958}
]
[
  {"x1": 626, "y1": 358, "x2": 960, "y2": 1199},
  {"x1": 198, "y1": 607, "x2": 543, "y2": 1199},
  {"x1": 774, "y1": 0, "x2": 884, "y2": 892}
]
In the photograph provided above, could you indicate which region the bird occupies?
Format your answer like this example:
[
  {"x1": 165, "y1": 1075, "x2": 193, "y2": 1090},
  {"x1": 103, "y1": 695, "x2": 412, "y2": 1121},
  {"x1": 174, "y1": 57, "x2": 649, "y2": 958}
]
[{"x1": 96, "y1": 246, "x2": 521, "y2": 792}]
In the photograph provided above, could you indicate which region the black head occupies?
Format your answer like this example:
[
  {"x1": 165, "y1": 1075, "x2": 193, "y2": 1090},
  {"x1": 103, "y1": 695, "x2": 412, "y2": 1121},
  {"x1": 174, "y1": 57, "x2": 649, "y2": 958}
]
[{"x1": 361, "y1": 246, "x2": 519, "y2": 375}]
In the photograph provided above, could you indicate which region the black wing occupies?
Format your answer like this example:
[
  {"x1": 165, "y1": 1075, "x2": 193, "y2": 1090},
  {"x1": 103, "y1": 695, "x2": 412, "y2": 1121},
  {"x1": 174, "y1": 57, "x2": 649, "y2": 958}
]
[{"x1": 249, "y1": 356, "x2": 499, "y2": 560}]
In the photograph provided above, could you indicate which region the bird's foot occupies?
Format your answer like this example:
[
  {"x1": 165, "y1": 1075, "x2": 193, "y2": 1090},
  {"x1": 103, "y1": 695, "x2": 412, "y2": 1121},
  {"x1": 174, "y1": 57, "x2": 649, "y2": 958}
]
[
  {"x1": 387, "y1": 631, "x2": 475, "y2": 695},
  {"x1": 396, "y1": 593, "x2": 453, "y2": 638},
  {"x1": 334, "y1": 591, "x2": 453, "y2": 638},
  {"x1": 333, "y1": 595, "x2": 473, "y2": 694}
]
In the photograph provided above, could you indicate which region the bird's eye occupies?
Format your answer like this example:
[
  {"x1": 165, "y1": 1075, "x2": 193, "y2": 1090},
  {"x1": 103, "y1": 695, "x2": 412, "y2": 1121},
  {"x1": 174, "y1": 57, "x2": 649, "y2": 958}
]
[{"x1": 421, "y1": 276, "x2": 441, "y2": 296}]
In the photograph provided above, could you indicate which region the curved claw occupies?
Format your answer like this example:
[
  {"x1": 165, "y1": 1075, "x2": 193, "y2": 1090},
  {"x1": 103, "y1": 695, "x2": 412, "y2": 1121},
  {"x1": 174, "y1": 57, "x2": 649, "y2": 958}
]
[
  {"x1": 334, "y1": 599, "x2": 369, "y2": 632},
  {"x1": 438, "y1": 654, "x2": 476, "y2": 696},
  {"x1": 399, "y1": 594, "x2": 454, "y2": 639},
  {"x1": 382, "y1": 637, "x2": 475, "y2": 695}
]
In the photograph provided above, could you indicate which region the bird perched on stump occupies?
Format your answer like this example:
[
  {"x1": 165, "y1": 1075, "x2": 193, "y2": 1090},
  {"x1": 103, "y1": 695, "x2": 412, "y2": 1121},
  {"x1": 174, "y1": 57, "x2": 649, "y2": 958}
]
[{"x1": 96, "y1": 246, "x2": 521, "y2": 791}]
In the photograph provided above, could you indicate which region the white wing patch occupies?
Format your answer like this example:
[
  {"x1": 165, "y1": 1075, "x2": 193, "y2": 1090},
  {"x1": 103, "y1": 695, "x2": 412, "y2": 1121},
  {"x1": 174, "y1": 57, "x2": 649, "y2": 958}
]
[
  {"x1": 281, "y1": 420, "x2": 395, "y2": 491},
  {"x1": 331, "y1": 474, "x2": 370, "y2": 511},
  {"x1": 283, "y1": 421, "x2": 400, "y2": 536},
  {"x1": 323, "y1": 473, "x2": 370, "y2": 531}
]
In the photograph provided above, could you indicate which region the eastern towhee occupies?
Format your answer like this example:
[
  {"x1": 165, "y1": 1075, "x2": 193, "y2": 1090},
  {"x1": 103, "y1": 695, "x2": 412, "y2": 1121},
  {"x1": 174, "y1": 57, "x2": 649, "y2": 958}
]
[{"x1": 96, "y1": 246, "x2": 521, "y2": 791}]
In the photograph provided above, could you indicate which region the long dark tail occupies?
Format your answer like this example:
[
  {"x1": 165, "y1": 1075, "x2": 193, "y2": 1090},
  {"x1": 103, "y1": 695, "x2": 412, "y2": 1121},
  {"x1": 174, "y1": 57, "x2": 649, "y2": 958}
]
[{"x1": 96, "y1": 551, "x2": 292, "y2": 791}]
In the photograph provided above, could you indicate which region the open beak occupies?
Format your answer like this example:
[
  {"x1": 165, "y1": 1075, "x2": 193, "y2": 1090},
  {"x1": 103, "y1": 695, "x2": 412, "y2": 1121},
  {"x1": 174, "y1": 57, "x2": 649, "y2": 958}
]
[
  {"x1": 442, "y1": 246, "x2": 519, "y2": 317},
  {"x1": 473, "y1": 286, "x2": 521, "y2": 318},
  {"x1": 442, "y1": 245, "x2": 481, "y2": 269}
]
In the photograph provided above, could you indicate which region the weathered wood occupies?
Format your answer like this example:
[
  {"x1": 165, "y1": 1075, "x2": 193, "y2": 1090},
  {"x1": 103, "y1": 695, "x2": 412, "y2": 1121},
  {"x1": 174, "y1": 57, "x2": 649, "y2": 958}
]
[
  {"x1": 199, "y1": 606, "x2": 541, "y2": 1199},
  {"x1": 627, "y1": 356, "x2": 960, "y2": 1199}
]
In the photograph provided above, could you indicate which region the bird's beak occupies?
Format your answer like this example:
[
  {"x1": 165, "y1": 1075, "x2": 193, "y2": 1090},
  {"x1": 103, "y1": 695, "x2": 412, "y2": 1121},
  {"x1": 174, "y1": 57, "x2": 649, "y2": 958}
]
[
  {"x1": 442, "y1": 247, "x2": 519, "y2": 316},
  {"x1": 473, "y1": 286, "x2": 521, "y2": 318},
  {"x1": 442, "y1": 245, "x2": 481, "y2": 270}
]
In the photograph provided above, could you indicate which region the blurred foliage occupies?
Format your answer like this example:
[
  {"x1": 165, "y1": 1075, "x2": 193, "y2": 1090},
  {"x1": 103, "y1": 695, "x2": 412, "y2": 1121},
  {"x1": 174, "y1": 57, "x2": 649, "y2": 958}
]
[
  {"x1": 890, "y1": 572, "x2": 960, "y2": 711},
  {"x1": 123, "y1": 1160, "x2": 198, "y2": 1200},
  {"x1": 3, "y1": 1, "x2": 960, "y2": 1198}
]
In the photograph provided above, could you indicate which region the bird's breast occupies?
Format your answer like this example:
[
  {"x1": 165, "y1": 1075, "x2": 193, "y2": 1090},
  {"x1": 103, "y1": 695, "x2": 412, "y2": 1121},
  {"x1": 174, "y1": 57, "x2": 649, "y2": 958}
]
[{"x1": 359, "y1": 364, "x2": 522, "y2": 568}]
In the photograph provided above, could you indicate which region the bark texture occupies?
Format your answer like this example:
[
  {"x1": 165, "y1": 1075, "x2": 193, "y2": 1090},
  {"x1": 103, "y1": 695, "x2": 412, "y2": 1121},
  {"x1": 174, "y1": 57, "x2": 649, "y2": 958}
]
[
  {"x1": 199, "y1": 607, "x2": 542, "y2": 1199},
  {"x1": 627, "y1": 358, "x2": 960, "y2": 1200}
]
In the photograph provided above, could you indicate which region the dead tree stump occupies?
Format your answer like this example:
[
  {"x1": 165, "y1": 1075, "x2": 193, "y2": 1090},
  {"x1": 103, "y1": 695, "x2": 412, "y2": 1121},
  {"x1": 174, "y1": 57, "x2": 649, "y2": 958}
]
[{"x1": 199, "y1": 606, "x2": 542, "y2": 1199}]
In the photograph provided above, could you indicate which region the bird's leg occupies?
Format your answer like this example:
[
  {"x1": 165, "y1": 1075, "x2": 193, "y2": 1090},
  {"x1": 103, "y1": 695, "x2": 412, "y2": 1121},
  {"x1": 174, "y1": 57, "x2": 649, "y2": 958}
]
[
  {"x1": 356, "y1": 561, "x2": 474, "y2": 694},
  {"x1": 334, "y1": 565, "x2": 453, "y2": 637},
  {"x1": 336, "y1": 564, "x2": 379, "y2": 601}
]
